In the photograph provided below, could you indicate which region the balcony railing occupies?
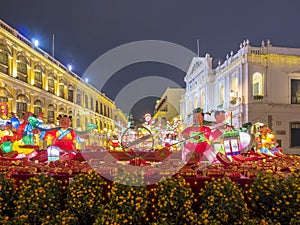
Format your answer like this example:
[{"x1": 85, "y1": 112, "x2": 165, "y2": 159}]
[{"x1": 253, "y1": 95, "x2": 264, "y2": 102}]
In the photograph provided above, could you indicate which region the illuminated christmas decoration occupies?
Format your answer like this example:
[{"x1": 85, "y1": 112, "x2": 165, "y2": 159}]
[
  {"x1": 0, "y1": 102, "x2": 8, "y2": 119},
  {"x1": 29, "y1": 115, "x2": 97, "y2": 160},
  {"x1": 144, "y1": 113, "x2": 152, "y2": 126}
]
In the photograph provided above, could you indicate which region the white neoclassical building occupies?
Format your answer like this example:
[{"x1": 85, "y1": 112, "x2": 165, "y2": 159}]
[{"x1": 181, "y1": 40, "x2": 300, "y2": 154}]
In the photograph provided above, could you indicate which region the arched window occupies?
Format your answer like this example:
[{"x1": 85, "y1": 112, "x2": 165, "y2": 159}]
[
  {"x1": 58, "y1": 107, "x2": 66, "y2": 115},
  {"x1": 200, "y1": 91, "x2": 205, "y2": 109},
  {"x1": 219, "y1": 85, "x2": 225, "y2": 105},
  {"x1": 188, "y1": 101, "x2": 193, "y2": 115},
  {"x1": 76, "y1": 114, "x2": 81, "y2": 129},
  {"x1": 252, "y1": 72, "x2": 263, "y2": 96},
  {"x1": 107, "y1": 107, "x2": 110, "y2": 118},
  {"x1": 194, "y1": 97, "x2": 198, "y2": 109},
  {"x1": 16, "y1": 94, "x2": 28, "y2": 113},
  {"x1": 0, "y1": 87, "x2": 11, "y2": 102},
  {"x1": 58, "y1": 78, "x2": 65, "y2": 98},
  {"x1": 47, "y1": 104, "x2": 55, "y2": 124},
  {"x1": 68, "y1": 85, "x2": 74, "y2": 102},
  {"x1": 100, "y1": 102, "x2": 103, "y2": 114},
  {"x1": 85, "y1": 95, "x2": 89, "y2": 108},
  {"x1": 34, "y1": 64, "x2": 43, "y2": 89},
  {"x1": 47, "y1": 72, "x2": 56, "y2": 94},
  {"x1": 76, "y1": 89, "x2": 82, "y2": 105},
  {"x1": 17, "y1": 55, "x2": 29, "y2": 82},
  {"x1": 230, "y1": 77, "x2": 239, "y2": 104},
  {"x1": 231, "y1": 77, "x2": 238, "y2": 93},
  {"x1": 90, "y1": 97, "x2": 94, "y2": 111},
  {"x1": 104, "y1": 105, "x2": 107, "y2": 116},
  {"x1": 34, "y1": 99, "x2": 43, "y2": 116},
  {"x1": 0, "y1": 43, "x2": 10, "y2": 74},
  {"x1": 95, "y1": 100, "x2": 99, "y2": 113},
  {"x1": 0, "y1": 96, "x2": 8, "y2": 103},
  {"x1": 68, "y1": 111, "x2": 73, "y2": 126}
]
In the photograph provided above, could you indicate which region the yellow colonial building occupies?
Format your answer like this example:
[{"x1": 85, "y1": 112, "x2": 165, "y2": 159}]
[{"x1": 0, "y1": 19, "x2": 115, "y2": 131}]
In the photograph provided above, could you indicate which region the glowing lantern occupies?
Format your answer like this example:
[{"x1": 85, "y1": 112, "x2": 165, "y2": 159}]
[{"x1": 1, "y1": 141, "x2": 12, "y2": 153}]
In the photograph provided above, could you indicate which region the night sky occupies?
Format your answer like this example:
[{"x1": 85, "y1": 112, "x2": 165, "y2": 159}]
[{"x1": 1, "y1": 0, "x2": 300, "y2": 120}]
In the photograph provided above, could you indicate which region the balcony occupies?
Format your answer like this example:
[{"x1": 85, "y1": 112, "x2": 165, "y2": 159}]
[
  {"x1": 230, "y1": 97, "x2": 237, "y2": 105},
  {"x1": 253, "y1": 95, "x2": 264, "y2": 102}
]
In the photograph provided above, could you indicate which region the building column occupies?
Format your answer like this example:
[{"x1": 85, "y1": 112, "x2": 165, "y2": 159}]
[
  {"x1": 29, "y1": 58, "x2": 35, "y2": 85},
  {"x1": 11, "y1": 46, "x2": 17, "y2": 77}
]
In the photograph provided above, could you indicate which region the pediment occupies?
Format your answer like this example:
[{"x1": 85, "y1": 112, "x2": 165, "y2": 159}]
[{"x1": 186, "y1": 57, "x2": 205, "y2": 77}]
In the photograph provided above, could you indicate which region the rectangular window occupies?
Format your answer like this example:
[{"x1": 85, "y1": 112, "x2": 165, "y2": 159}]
[
  {"x1": 48, "y1": 79, "x2": 55, "y2": 94},
  {"x1": 76, "y1": 118, "x2": 80, "y2": 128},
  {"x1": 76, "y1": 94, "x2": 81, "y2": 105},
  {"x1": 34, "y1": 107, "x2": 42, "y2": 116},
  {"x1": 17, "y1": 72, "x2": 28, "y2": 82},
  {"x1": 17, "y1": 62, "x2": 27, "y2": 75},
  {"x1": 35, "y1": 72, "x2": 42, "y2": 81},
  {"x1": 291, "y1": 122, "x2": 300, "y2": 147},
  {"x1": 291, "y1": 79, "x2": 300, "y2": 104},
  {"x1": 0, "y1": 97, "x2": 8, "y2": 102},
  {"x1": 17, "y1": 102, "x2": 27, "y2": 112},
  {"x1": 0, "y1": 52, "x2": 8, "y2": 65},
  {"x1": 95, "y1": 101, "x2": 99, "y2": 113},
  {"x1": 47, "y1": 111, "x2": 54, "y2": 123},
  {"x1": 85, "y1": 96, "x2": 89, "y2": 108},
  {"x1": 276, "y1": 139, "x2": 282, "y2": 147},
  {"x1": 90, "y1": 98, "x2": 94, "y2": 111},
  {"x1": 34, "y1": 72, "x2": 42, "y2": 88},
  {"x1": 68, "y1": 90, "x2": 74, "y2": 102},
  {"x1": 59, "y1": 85, "x2": 64, "y2": 98}
]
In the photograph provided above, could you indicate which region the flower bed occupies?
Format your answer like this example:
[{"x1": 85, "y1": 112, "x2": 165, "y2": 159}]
[
  {"x1": 0, "y1": 152, "x2": 299, "y2": 224},
  {"x1": 0, "y1": 170, "x2": 299, "y2": 224}
]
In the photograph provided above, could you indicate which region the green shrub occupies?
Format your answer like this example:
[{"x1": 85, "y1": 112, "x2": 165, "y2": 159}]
[
  {"x1": 45, "y1": 209, "x2": 79, "y2": 225},
  {"x1": 95, "y1": 171, "x2": 150, "y2": 225},
  {"x1": 246, "y1": 172, "x2": 300, "y2": 224},
  {"x1": 154, "y1": 175, "x2": 197, "y2": 224},
  {"x1": 14, "y1": 174, "x2": 62, "y2": 224},
  {"x1": 66, "y1": 170, "x2": 106, "y2": 225},
  {"x1": 0, "y1": 174, "x2": 15, "y2": 219},
  {"x1": 199, "y1": 177, "x2": 249, "y2": 224}
]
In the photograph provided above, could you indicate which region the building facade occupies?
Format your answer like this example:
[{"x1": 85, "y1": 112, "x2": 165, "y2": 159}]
[
  {"x1": 0, "y1": 20, "x2": 115, "y2": 132},
  {"x1": 181, "y1": 40, "x2": 300, "y2": 154},
  {"x1": 114, "y1": 108, "x2": 128, "y2": 134},
  {"x1": 153, "y1": 87, "x2": 185, "y2": 127}
]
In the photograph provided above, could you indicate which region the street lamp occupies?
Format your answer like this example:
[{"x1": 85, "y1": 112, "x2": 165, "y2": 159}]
[{"x1": 32, "y1": 38, "x2": 39, "y2": 48}]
